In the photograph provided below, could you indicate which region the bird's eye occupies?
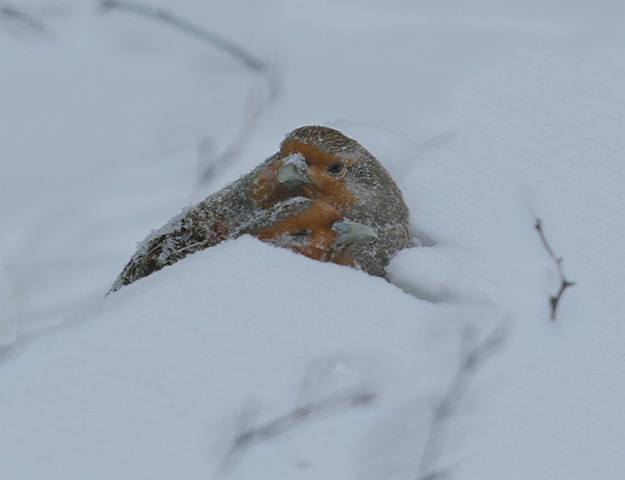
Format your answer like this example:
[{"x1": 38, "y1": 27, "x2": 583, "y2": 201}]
[
  {"x1": 327, "y1": 163, "x2": 344, "y2": 175},
  {"x1": 289, "y1": 229, "x2": 310, "y2": 238}
]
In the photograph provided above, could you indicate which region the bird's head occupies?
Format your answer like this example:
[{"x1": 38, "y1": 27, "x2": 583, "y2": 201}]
[{"x1": 251, "y1": 126, "x2": 384, "y2": 212}]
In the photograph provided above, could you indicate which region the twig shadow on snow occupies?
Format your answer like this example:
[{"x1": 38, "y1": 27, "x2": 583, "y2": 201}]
[
  {"x1": 0, "y1": 2, "x2": 49, "y2": 35},
  {"x1": 359, "y1": 321, "x2": 508, "y2": 480},
  {"x1": 196, "y1": 68, "x2": 281, "y2": 186},
  {"x1": 216, "y1": 388, "x2": 377, "y2": 478},
  {"x1": 98, "y1": 0, "x2": 281, "y2": 188}
]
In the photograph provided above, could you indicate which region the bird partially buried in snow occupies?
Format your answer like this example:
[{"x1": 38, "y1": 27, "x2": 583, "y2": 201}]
[
  {"x1": 249, "y1": 198, "x2": 378, "y2": 268},
  {"x1": 252, "y1": 126, "x2": 412, "y2": 275},
  {"x1": 110, "y1": 126, "x2": 411, "y2": 292},
  {"x1": 110, "y1": 198, "x2": 377, "y2": 292}
]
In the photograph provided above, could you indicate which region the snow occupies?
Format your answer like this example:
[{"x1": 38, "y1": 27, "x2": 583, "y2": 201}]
[
  {"x1": 1, "y1": 1, "x2": 624, "y2": 479},
  {"x1": 281, "y1": 153, "x2": 307, "y2": 169},
  {"x1": 0, "y1": 238, "x2": 469, "y2": 479}
]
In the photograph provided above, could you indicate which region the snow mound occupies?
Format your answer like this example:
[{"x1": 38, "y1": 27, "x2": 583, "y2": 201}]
[{"x1": 0, "y1": 237, "x2": 492, "y2": 479}]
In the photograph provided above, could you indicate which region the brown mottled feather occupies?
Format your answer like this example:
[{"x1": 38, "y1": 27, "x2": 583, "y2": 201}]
[{"x1": 110, "y1": 126, "x2": 412, "y2": 292}]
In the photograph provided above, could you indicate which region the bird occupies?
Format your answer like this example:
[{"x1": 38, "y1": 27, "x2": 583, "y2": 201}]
[
  {"x1": 109, "y1": 197, "x2": 376, "y2": 292},
  {"x1": 109, "y1": 125, "x2": 411, "y2": 292},
  {"x1": 109, "y1": 154, "x2": 288, "y2": 292},
  {"x1": 245, "y1": 197, "x2": 378, "y2": 267},
  {"x1": 253, "y1": 125, "x2": 413, "y2": 277}
]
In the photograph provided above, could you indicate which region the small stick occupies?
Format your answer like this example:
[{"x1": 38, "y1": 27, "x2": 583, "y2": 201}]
[
  {"x1": 534, "y1": 218, "x2": 576, "y2": 321},
  {"x1": 416, "y1": 324, "x2": 506, "y2": 480},
  {"x1": 219, "y1": 389, "x2": 375, "y2": 476},
  {"x1": 99, "y1": 0, "x2": 266, "y2": 72},
  {"x1": 0, "y1": 3, "x2": 47, "y2": 32}
]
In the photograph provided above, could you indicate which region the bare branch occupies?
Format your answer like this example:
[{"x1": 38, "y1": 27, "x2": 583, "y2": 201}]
[
  {"x1": 219, "y1": 388, "x2": 376, "y2": 476},
  {"x1": 0, "y1": 3, "x2": 48, "y2": 33},
  {"x1": 98, "y1": 0, "x2": 279, "y2": 184},
  {"x1": 196, "y1": 69, "x2": 280, "y2": 185},
  {"x1": 535, "y1": 218, "x2": 576, "y2": 321},
  {"x1": 416, "y1": 324, "x2": 507, "y2": 480},
  {"x1": 99, "y1": 0, "x2": 266, "y2": 72}
]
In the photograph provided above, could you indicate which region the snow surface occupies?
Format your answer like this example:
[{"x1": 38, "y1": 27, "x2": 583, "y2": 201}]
[{"x1": 1, "y1": 1, "x2": 624, "y2": 479}]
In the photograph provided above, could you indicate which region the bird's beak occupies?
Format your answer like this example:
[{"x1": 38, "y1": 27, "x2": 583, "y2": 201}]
[
  {"x1": 332, "y1": 221, "x2": 378, "y2": 247},
  {"x1": 277, "y1": 154, "x2": 310, "y2": 186}
]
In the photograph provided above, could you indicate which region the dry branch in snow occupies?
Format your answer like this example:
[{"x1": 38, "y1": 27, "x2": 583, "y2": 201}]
[
  {"x1": 0, "y1": 3, "x2": 47, "y2": 33},
  {"x1": 416, "y1": 324, "x2": 507, "y2": 480},
  {"x1": 196, "y1": 67, "x2": 280, "y2": 186},
  {"x1": 99, "y1": 0, "x2": 279, "y2": 185},
  {"x1": 218, "y1": 389, "x2": 376, "y2": 476},
  {"x1": 99, "y1": 0, "x2": 265, "y2": 72},
  {"x1": 534, "y1": 218, "x2": 576, "y2": 321}
]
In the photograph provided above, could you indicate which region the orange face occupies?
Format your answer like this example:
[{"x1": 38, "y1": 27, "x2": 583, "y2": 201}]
[
  {"x1": 250, "y1": 140, "x2": 356, "y2": 211},
  {"x1": 254, "y1": 200, "x2": 343, "y2": 263},
  {"x1": 280, "y1": 140, "x2": 355, "y2": 208},
  {"x1": 254, "y1": 200, "x2": 368, "y2": 267}
]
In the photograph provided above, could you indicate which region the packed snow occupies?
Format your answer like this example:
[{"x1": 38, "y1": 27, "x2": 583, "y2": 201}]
[{"x1": 1, "y1": 1, "x2": 624, "y2": 479}]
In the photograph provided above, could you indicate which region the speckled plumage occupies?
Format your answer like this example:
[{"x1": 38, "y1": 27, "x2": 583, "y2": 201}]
[
  {"x1": 244, "y1": 197, "x2": 378, "y2": 268},
  {"x1": 110, "y1": 196, "x2": 364, "y2": 292},
  {"x1": 109, "y1": 158, "x2": 275, "y2": 292},
  {"x1": 110, "y1": 126, "x2": 413, "y2": 292},
  {"x1": 274, "y1": 126, "x2": 413, "y2": 276}
]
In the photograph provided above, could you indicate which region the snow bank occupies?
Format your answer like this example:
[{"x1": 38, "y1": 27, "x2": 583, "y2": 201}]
[{"x1": 0, "y1": 238, "x2": 491, "y2": 479}]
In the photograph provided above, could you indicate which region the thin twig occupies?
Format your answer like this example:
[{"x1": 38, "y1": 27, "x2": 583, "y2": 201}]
[
  {"x1": 416, "y1": 324, "x2": 507, "y2": 480},
  {"x1": 99, "y1": 0, "x2": 265, "y2": 72},
  {"x1": 197, "y1": 69, "x2": 280, "y2": 185},
  {"x1": 0, "y1": 3, "x2": 47, "y2": 33},
  {"x1": 98, "y1": 0, "x2": 278, "y2": 184},
  {"x1": 535, "y1": 218, "x2": 576, "y2": 321},
  {"x1": 218, "y1": 389, "x2": 376, "y2": 476}
]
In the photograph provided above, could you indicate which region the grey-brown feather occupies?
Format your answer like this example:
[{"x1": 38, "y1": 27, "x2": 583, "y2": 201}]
[
  {"x1": 109, "y1": 126, "x2": 413, "y2": 292},
  {"x1": 108, "y1": 158, "x2": 276, "y2": 293},
  {"x1": 284, "y1": 126, "x2": 413, "y2": 277}
]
